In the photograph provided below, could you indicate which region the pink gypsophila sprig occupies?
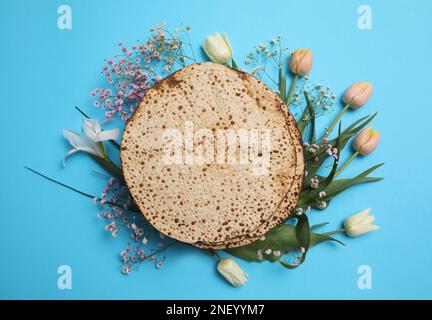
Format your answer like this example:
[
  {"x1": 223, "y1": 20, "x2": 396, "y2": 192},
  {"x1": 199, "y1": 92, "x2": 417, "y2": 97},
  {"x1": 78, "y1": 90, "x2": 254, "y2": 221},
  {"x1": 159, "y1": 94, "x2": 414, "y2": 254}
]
[
  {"x1": 95, "y1": 177, "x2": 172, "y2": 274},
  {"x1": 91, "y1": 23, "x2": 196, "y2": 122}
]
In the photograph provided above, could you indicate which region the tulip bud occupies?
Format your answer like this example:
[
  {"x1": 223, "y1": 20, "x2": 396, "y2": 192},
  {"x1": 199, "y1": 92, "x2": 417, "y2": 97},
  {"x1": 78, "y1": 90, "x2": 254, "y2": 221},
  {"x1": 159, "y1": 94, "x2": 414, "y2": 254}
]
[
  {"x1": 343, "y1": 82, "x2": 373, "y2": 109},
  {"x1": 290, "y1": 48, "x2": 313, "y2": 76},
  {"x1": 217, "y1": 258, "x2": 248, "y2": 287},
  {"x1": 344, "y1": 208, "x2": 379, "y2": 237},
  {"x1": 203, "y1": 32, "x2": 233, "y2": 65},
  {"x1": 353, "y1": 127, "x2": 380, "y2": 155}
]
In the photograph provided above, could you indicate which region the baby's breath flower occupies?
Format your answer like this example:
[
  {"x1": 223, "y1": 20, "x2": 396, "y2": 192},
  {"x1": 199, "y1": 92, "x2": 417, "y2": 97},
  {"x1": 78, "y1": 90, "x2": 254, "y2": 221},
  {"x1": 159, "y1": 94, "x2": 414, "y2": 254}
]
[
  {"x1": 257, "y1": 249, "x2": 263, "y2": 260},
  {"x1": 95, "y1": 178, "x2": 170, "y2": 274},
  {"x1": 310, "y1": 176, "x2": 319, "y2": 189},
  {"x1": 319, "y1": 191, "x2": 327, "y2": 198},
  {"x1": 318, "y1": 201, "x2": 327, "y2": 209}
]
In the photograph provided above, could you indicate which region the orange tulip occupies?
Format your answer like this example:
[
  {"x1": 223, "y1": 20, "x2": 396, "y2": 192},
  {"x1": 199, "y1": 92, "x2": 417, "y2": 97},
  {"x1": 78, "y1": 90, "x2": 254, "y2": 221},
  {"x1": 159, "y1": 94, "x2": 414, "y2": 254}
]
[
  {"x1": 290, "y1": 48, "x2": 313, "y2": 76},
  {"x1": 343, "y1": 82, "x2": 373, "y2": 109},
  {"x1": 354, "y1": 127, "x2": 380, "y2": 155}
]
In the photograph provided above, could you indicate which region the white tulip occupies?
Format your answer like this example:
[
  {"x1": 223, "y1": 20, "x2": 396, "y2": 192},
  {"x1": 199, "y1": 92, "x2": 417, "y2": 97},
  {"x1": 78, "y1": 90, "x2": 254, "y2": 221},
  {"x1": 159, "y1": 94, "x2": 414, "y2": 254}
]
[
  {"x1": 344, "y1": 208, "x2": 379, "y2": 237},
  {"x1": 62, "y1": 118, "x2": 119, "y2": 166},
  {"x1": 203, "y1": 32, "x2": 233, "y2": 65},
  {"x1": 217, "y1": 258, "x2": 248, "y2": 287}
]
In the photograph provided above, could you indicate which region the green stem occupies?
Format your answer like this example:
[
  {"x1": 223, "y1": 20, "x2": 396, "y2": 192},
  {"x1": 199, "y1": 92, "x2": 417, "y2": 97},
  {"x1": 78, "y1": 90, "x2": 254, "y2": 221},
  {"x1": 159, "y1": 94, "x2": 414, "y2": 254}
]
[
  {"x1": 322, "y1": 228, "x2": 346, "y2": 236},
  {"x1": 146, "y1": 242, "x2": 176, "y2": 260},
  {"x1": 326, "y1": 103, "x2": 350, "y2": 137},
  {"x1": 214, "y1": 251, "x2": 222, "y2": 262},
  {"x1": 24, "y1": 166, "x2": 128, "y2": 209},
  {"x1": 25, "y1": 166, "x2": 97, "y2": 199},
  {"x1": 286, "y1": 74, "x2": 298, "y2": 106},
  {"x1": 92, "y1": 155, "x2": 123, "y2": 181},
  {"x1": 335, "y1": 151, "x2": 359, "y2": 178}
]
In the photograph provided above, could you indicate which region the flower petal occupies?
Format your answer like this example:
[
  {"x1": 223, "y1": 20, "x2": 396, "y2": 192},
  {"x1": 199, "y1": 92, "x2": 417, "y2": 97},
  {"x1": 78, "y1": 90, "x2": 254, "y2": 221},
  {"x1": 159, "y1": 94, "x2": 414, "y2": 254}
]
[
  {"x1": 217, "y1": 258, "x2": 248, "y2": 287},
  {"x1": 221, "y1": 33, "x2": 233, "y2": 56},
  {"x1": 83, "y1": 118, "x2": 102, "y2": 141},
  {"x1": 362, "y1": 215, "x2": 376, "y2": 225},
  {"x1": 93, "y1": 128, "x2": 119, "y2": 142},
  {"x1": 347, "y1": 224, "x2": 379, "y2": 237},
  {"x1": 62, "y1": 129, "x2": 103, "y2": 157},
  {"x1": 63, "y1": 129, "x2": 82, "y2": 148},
  {"x1": 344, "y1": 208, "x2": 371, "y2": 228},
  {"x1": 62, "y1": 148, "x2": 79, "y2": 167},
  {"x1": 359, "y1": 131, "x2": 380, "y2": 155},
  {"x1": 203, "y1": 32, "x2": 232, "y2": 65}
]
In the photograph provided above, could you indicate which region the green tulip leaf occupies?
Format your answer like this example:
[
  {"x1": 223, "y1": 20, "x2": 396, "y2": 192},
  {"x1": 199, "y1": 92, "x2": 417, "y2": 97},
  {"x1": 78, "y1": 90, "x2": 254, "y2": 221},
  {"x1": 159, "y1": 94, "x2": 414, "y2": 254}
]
[
  {"x1": 225, "y1": 224, "x2": 299, "y2": 262},
  {"x1": 297, "y1": 96, "x2": 314, "y2": 136},
  {"x1": 310, "y1": 233, "x2": 345, "y2": 247},
  {"x1": 310, "y1": 222, "x2": 329, "y2": 230},
  {"x1": 301, "y1": 113, "x2": 379, "y2": 199},
  {"x1": 231, "y1": 58, "x2": 239, "y2": 70},
  {"x1": 278, "y1": 213, "x2": 310, "y2": 269},
  {"x1": 226, "y1": 214, "x2": 344, "y2": 266},
  {"x1": 303, "y1": 92, "x2": 317, "y2": 144},
  {"x1": 278, "y1": 67, "x2": 287, "y2": 101},
  {"x1": 322, "y1": 163, "x2": 384, "y2": 201},
  {"x1": 295, "y1": 214, "x2": 311, "y2": 251}
]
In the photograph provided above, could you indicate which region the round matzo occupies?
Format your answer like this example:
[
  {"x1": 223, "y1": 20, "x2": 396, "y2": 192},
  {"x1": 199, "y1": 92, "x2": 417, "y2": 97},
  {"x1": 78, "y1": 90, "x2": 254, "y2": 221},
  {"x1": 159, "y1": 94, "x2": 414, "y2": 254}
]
[{"x1": 121, "y1": 62, "x2": 305, "y2": 248}]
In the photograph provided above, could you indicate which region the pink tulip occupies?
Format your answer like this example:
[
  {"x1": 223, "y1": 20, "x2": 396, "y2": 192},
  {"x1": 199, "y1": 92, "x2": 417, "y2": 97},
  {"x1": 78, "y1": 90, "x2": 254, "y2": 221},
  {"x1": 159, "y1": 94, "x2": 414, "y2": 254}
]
[
  {"x1": 290, "y1": 48, "x2": 313, "y2": 76},
  {"x1": 343, "y1": 82, "x2": 373, "y2": 109},
  {"x1": 353, "y1": 127, "x2": 380, "y2": 155}
]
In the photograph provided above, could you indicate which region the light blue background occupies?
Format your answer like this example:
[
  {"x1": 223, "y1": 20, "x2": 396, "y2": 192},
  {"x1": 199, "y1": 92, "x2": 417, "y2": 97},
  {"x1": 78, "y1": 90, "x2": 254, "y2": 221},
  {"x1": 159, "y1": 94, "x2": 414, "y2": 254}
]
[{"x1": 1, "y1": 0, "x2": 431, "y2": 299}]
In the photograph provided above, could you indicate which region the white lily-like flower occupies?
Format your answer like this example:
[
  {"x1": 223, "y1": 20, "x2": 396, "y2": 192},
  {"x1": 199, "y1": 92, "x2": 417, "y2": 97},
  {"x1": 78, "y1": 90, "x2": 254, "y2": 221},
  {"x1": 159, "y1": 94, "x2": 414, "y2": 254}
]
[
  {"x1": 62, "y1": 118, "x2": 119, "y2": 166},
  {"x1": 344, "y1": 208, "x2": 379, "y2": 237},
  {"x1": 203, "y1": 32, "x2": 233, "y2": 65},
  {"x1": 82, "y1": 118, "x2": 119, "y2": 142},
  {"x1": 217, "y1": 258, "x2": 248, "y2": 287}
]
